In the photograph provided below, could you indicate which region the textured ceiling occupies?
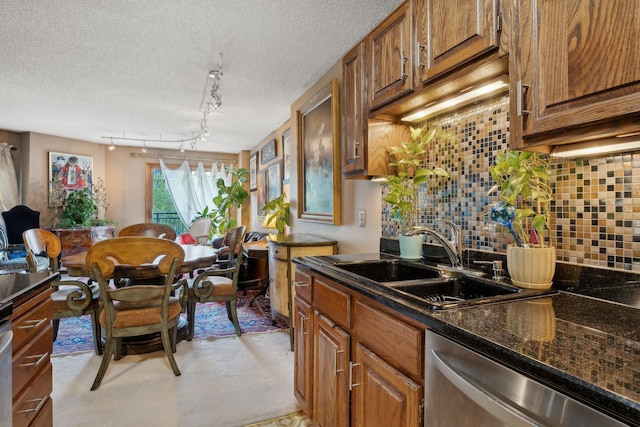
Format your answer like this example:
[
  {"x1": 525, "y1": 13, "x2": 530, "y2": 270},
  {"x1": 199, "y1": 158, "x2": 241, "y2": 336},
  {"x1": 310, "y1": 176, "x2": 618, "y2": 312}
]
[{"x1": 0, "y1": 0, "x2": 403, "y2": 153}]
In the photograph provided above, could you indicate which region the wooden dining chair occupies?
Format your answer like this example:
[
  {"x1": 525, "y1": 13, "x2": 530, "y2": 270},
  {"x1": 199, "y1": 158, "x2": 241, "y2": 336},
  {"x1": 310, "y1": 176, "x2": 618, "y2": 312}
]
[
  {"x1": 22, "y1": 228, "x2": 103, "y2": 355},
  {"x1": 86, "y1": 237, "x2": 187, "y2": 390},
  {"x1": 118, "y1": 222, "x2": 177, "y2": 241},
  {"x1": 186, "y1": 225, "x2": 246, "y2": 340}
]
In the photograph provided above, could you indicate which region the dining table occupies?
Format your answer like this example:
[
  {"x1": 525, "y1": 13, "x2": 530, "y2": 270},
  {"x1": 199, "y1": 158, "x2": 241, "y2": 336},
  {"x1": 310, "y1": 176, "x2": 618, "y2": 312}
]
[
  {"x1": 60, "y1": 243, "x2": 218, "y2": 355},
  {"x1": 61, "y1": 243, "x2": 218, "y2": 281}
]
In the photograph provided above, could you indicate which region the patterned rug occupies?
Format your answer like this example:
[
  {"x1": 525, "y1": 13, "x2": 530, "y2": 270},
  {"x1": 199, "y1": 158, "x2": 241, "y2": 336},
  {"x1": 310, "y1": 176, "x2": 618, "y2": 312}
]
[
  {"x1": 53, "y1": 290, "x2": 288, "y2": 355},
  {"x1": 246, "y1": 411, "x2": 310, "y2": 426}
]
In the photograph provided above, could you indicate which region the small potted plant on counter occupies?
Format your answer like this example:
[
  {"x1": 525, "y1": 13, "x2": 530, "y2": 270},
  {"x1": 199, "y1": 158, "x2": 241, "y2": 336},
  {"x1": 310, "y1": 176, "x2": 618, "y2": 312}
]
[
  {"x1": 382, "y1": 125, "x2": 450, "y2": 259},
  {"x1": 261, "y1": 192, "x2": 291, "y2": 235},
  {"x1": 488, "y1": 149, "x2": 555, "y2": 289}
]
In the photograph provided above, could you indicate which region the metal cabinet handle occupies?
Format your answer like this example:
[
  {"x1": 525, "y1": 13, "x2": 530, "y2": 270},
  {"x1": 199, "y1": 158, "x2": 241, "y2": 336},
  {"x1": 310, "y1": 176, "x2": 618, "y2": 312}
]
[
  {"x1": 416, "y1": 42, "x2": 426, "y2": 69},
  {"x1": 299, "y1": 313, "x2": 309, "y2": 336},
  {"x1": 18, "y1": 396, "x2": 48, "y2": 414},
  {"x1": 293, "y1": 280, "x2": 309, "y2": 288},
  {"x1": 516, "y1": 80, "x2": 530, "y2": 117},
  {"x1": 16, "y1": 318, "x2": 47, "y2": 330},
  {"x1": 352, "y1": 141, "x2": 361, "y2": 160},
  {"x1": 334, "y1": 349, "x2": 345, "y2": 375},
  {"x1": 19, "y1": 352, "x2": 49, "y2": 368},
  {"x1": 349, "y1": 362, "x2": 361, "y2": 390}
]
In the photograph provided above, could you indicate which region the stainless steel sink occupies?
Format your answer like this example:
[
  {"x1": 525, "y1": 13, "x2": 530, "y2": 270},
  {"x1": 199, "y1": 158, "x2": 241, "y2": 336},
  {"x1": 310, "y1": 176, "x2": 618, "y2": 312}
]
[
  {"x1": 390, "y1": 274, "x2": 523, "y2": 310},
  {"x1": 328, "y1": 259, "x2": 441, "y2": 283},
  {"x1": 325, "y1": 258, "x2": 556, "y2": 310}
]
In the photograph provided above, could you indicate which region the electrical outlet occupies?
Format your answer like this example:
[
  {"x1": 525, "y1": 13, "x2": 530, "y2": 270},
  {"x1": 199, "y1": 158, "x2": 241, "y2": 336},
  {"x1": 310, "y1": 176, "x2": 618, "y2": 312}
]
[{"x1": 358, "y1": 210, "x2": 366, "y2": 227}]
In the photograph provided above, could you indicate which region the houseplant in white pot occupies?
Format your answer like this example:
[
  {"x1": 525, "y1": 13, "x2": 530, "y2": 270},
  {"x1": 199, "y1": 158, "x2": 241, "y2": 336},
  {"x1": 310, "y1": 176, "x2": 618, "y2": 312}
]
[
  {"x1": 382, "y1": 125, "x2": 450, "y2": 259},
  {"x1": 488, "y1": 149, "x2": 555, "y2": 289}
]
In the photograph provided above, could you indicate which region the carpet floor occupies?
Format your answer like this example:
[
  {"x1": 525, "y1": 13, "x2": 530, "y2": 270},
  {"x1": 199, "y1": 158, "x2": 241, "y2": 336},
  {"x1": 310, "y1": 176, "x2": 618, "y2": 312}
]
[
  {"x1": 52, "y1": 330, "x2": 300, "y2": 427},
  {"x1": 53, "y1": 290, "x2": 288, "y2": 355}
]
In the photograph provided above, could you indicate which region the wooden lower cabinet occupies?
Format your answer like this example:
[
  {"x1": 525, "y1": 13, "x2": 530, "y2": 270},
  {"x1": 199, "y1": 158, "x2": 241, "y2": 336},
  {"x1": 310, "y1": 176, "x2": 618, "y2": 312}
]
[
  {"x1": 293, "y1": 296, "x2": 313, "y2": 415},
  {"x1": 351, "y1": 344, "x2": 422, "y2": 427},
  {"x1": 313, "y1": 312, "x2": 350, "y2": 427},
  {"x1": 294, "y1": 266, "x2": 424, "y2": 426},
  {"x1": 12, "y1": 286, "x2": 54, "y2": 427}
]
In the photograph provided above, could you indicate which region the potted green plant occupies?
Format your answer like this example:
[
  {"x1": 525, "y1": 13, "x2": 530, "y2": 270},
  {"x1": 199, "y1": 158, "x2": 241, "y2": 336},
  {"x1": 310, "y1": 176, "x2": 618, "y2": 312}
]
[
  {"x1": 488, "y1": 149, "x2": 555, "y2": 289},
  {"x1": 55, "y1": 180, "x2": 114, "y2": 228},
  {"x1": 261, "y1": 193, "x2": 291, "y2": 235},
  {"x1": 210, "y1": 167, "x2": 249, "y2": 236},
  {"x1": 382, "y1": 125, "x2": 450, "y2": 259}
]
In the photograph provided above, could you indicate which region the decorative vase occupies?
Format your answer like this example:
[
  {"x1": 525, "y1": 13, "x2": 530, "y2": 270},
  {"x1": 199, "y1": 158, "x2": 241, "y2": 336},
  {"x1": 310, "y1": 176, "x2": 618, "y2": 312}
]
[
  {"x1": 398, "y1": 234, "x2": 423, "y2": 260},
  {"x1": 506, "y1": 245, "x2": 556, "y2": 289}
]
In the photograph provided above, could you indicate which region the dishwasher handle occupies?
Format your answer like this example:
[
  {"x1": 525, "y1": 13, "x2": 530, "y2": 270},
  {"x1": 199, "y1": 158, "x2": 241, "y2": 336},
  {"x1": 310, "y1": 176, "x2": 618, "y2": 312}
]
[{"x1": 431, "y1": 349, "x2": 544, "y2": 427}]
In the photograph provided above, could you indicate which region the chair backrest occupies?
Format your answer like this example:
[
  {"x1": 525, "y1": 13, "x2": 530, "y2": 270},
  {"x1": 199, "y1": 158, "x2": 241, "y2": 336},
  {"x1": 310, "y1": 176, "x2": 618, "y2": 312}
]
[
  {"x1": 118, "y1": 223, "x2": 177, "y2": 241},
  {"x1": 86, "y1": 237, "x2": 185, "y2": 280},
  {"x1": 2, "y1": 205, "x2": 40, "y2": 244},
  {"x1": 22, "y1": 228, "x2": 61, "y2": 272},
  {"x1": 188, "y1": 217, "x2": 212, "y2": 245},
  {"x1": 225, "y1": 226, "x2": 247, "y2": 267}
]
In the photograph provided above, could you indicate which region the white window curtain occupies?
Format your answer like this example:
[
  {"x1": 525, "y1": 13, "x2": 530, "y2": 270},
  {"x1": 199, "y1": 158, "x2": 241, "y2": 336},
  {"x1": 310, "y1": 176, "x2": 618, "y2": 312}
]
[
  {"x1": 0, "y1": 143, "x2": 20, "y2": 212},
  {"x1": 159, "y1": 159, "x2": 230, "y2": 228}
]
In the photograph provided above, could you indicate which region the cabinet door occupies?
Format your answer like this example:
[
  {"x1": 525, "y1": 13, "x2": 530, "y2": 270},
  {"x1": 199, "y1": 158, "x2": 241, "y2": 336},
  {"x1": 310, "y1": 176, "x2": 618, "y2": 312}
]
[
  {"x1": 294, "y1": 296, "x2": 313, "y2": 415},
  {"x1": 342, "y1": 41, "x2": 367, "y2": 177},
  {"x1": 367, "y1": 1, "x2": 414, "y2": 110},
  {"x1": 268, "y1": 245, "x2": 289, "y2": 319},
  {"x1": 313, "y1": 312, "x2": 350, "y2": 427},
  {"x1": 511, "y1": 0, "x2": 640, "y2": 147},
  {"x1": 352, "y1": 343, "x2": 422, "y2": 427},
  {"x1": 415, "y1": 0, "x2": 499, "y2": 83}
]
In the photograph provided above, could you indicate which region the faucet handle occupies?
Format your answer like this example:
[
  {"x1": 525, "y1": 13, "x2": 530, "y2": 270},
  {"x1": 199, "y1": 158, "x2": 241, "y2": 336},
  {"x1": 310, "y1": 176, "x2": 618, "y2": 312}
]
[{"x1": 473, "y1": 259, "x2": 504, "y2": 280}]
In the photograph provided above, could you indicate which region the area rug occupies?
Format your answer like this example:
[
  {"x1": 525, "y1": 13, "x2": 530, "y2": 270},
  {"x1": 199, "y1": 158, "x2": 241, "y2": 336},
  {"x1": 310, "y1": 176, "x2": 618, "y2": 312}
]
[
  {"x1": 52, "y1": 330, "x2": 300, "y2": 427},
  {"x1": 53, "y1": 290, "x2": 288, "y2": 354}
]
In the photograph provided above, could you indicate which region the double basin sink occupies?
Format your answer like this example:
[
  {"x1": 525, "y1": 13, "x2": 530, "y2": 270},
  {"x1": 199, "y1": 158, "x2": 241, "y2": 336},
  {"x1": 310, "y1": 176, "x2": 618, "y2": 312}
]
[{"x1": 324, "y1": 258, "x2": 555, "y2": 310}]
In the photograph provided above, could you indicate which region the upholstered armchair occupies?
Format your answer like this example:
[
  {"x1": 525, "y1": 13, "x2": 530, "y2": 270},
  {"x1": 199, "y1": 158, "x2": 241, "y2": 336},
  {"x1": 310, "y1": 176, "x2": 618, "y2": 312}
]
[
  {"x1": 22, "y1": 228, "x2": 102, "y2": 355},
  {"x1": 86, "y1": 237, "x2": 188, "y2": 390},
  {"x1": 186, "y1": 225, "x2": 246, "y2": 339}
]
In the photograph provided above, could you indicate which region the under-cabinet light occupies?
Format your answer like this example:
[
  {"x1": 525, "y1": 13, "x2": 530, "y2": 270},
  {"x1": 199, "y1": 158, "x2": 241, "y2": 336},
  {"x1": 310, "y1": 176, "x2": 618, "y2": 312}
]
[
  {"x1": 401, "y1": 79, "x2": 509, "y2": 122},
  {"x1": 550, "y1": 136, "x2": 640, "y2": 158}
]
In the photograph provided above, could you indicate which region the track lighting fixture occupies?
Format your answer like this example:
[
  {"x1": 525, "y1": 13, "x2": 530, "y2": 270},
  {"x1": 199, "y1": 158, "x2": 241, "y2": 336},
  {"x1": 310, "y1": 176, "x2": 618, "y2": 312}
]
[{"x1": 102, "y1": 52, "x2": 223, "y2": 152}]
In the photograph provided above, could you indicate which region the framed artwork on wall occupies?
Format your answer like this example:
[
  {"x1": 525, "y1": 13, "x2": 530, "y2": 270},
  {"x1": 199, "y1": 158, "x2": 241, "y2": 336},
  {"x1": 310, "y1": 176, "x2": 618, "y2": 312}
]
[
  {"x1": 249, "y1": 152, "x2": 258, "y2": 192},
  {"x1": 49, "y1": 151, "x2": 93, "y2": 207},
  {"x1": 282, "y1": 128, "x2": 291, "y2": 183},
  {"x1": 297, "y1": 79, "x2": 341, "y2": 224},
  {"x1": 261, "y1": 138, "x2": 277, "y2": 164},
  {"x1": 257, "y1": 171, "x2": 267, "y2": 215},
  {"x1": 266, "y1": 161, "x2": 282, "y2": 202}
]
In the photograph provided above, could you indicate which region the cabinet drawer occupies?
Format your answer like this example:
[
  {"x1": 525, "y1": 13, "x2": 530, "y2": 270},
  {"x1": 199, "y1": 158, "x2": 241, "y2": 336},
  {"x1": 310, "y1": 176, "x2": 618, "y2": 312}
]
[
  {"x1": 354, "y1": 301, "x2": 423, "y2": 379},
  {"x1": 13, "y1": 362, "x2": 52, "y2": 427},
  {"x1": 12, "y1": 295, "x2": 52, "y2": 351},
  {"x1": 13, "y1": 326, "x2": 53, "y2": 398},
  {"x1": 313, "y1": 277, "x2": 350, "y2": 330},
  {"x1": 293, "y1": 268, "x2": 313, "y2": 302},
  {"x1": 269, "y1": 244, "x2": 289, "y2": 261}
]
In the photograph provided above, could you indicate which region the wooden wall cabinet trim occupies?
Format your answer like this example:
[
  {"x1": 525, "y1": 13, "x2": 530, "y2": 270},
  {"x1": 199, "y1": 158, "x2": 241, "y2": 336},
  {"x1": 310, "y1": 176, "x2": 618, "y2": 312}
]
[{"x1": 509, "y1": 0, "x2": 640, "y2": 149}]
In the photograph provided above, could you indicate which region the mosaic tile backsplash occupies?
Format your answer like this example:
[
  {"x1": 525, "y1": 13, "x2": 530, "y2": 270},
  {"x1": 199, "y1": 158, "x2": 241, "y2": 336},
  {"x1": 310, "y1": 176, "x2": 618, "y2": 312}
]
[{"x1": 381, "y1": 95, "x2": 640, "y2": 272}]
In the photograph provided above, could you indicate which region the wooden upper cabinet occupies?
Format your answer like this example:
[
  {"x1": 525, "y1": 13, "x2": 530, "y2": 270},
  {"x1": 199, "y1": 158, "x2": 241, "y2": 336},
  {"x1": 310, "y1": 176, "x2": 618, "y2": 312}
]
[
  {"x1": 415, "y1": 0, "x2": 500, "y2": 84},
  {"x1": 367, "y1": 1, "x2": 414, "y2": 111},
  {"x1": 510, "y1": 0, "x2": 640, "y2": 149},
  {"x1": 342, "y1": 42, "x2": 367, "y2": 177}
]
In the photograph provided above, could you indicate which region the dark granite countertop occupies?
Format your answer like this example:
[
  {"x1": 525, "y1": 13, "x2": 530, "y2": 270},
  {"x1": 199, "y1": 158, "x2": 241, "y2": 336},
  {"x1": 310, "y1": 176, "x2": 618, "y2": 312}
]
[
  {"x1": 293, "y1": 253, "x2": 640, "y2": 427},
  {"x1": 266, "y1": 233, "x2": 337, "y2": 247},
  {"x1": 0, "y1": 271, "x2": 59, "y2": 308}
]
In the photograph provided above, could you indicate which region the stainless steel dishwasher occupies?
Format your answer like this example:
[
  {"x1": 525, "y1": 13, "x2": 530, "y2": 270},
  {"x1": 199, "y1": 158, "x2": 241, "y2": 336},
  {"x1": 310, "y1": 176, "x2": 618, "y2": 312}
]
[
  {"x1": 0, "y1": 308, "x2": 13, "y2": 427},
  {"x1": 424, "y1": 330, "x2": 627, "y2": 426}
]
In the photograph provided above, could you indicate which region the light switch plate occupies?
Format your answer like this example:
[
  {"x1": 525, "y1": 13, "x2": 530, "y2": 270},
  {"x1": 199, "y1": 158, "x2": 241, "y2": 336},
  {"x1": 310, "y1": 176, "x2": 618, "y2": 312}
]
[{"x1": 358, "y1": 210, "x2": 366, "y2": 227}]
